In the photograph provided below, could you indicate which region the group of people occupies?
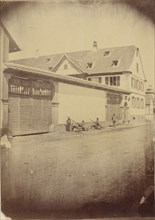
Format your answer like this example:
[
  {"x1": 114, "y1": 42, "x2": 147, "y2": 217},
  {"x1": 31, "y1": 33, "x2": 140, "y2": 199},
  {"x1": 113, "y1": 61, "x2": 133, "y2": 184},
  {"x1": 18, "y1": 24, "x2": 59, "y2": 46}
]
[
  {"x1": 66, "y1": 118, "x2": 88, "y2": 132},
  {"x1": 66, "y1": 114, "x2": 118, "y2": 132},
  {"x1": 66, "y1": 113, "x2": 118, "y2": 131},
  {"x1": 66, "y1": 117, "x2": 103, "y2": 132}
]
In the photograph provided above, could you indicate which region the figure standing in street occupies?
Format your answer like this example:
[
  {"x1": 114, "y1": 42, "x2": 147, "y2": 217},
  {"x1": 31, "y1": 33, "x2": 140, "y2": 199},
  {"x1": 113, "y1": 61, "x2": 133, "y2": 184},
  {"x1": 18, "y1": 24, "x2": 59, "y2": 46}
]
[
  {"x1": 112, "y1": 113, "x2": 117, "y2": 127},
  {"x1": 66, "y1": 117, "x2": 71, "y2": 131}
]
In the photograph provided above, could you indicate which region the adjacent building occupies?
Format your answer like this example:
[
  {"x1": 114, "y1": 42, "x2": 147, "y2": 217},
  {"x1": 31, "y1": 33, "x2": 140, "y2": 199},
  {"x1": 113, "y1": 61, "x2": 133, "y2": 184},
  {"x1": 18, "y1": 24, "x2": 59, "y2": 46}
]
[
  {"x1": 0, "y1": 21, "x2": 20, "y2": 136},
  {"x1": 145, "y1": 86, "x2": 155, "y2": 120}
]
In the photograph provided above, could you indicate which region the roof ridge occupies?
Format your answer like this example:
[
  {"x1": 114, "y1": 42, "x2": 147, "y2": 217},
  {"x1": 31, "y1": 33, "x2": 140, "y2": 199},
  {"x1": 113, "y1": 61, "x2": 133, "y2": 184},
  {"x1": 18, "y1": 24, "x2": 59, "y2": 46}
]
[{"x1": 10, "y1": 45, "x2": 137, "y2": 62}]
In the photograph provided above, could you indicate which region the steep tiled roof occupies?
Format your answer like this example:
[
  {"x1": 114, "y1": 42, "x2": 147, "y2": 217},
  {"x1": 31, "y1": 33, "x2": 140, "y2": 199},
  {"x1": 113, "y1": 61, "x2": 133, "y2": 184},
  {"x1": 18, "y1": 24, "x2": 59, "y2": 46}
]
[{"x1": 11, "y1": 45, "x2": 136, "y2": 75}]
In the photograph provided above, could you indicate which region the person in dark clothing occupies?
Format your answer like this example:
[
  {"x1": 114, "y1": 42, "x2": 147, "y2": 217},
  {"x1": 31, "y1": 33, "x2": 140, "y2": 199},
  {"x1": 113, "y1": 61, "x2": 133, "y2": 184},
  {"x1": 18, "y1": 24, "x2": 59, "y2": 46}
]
[
  {"x1": 71, "y1": 120, "x2": 89, "y2": 132},
  {"x1": 66, "y1": 117, "x2": 72, "y2": 131},
  {"x1": 95, "y1": 118, "x2": 101, "y2": 128},
  {"x1": 80, "y1": 120, "x2": 88, "y2": 131},
  {"x1": 112, "y1": 113, "x2": 117, "y2": 127},
  {"x1": 91, "y1": 118, "x2": 102, "y2": 130}
]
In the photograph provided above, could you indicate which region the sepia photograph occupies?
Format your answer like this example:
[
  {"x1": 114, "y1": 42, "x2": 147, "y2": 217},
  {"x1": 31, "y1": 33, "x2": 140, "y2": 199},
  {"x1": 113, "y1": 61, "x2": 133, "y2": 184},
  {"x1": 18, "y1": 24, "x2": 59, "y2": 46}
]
[{"x1": 0, "y1": 0, "x2": 154, "y2": 219}]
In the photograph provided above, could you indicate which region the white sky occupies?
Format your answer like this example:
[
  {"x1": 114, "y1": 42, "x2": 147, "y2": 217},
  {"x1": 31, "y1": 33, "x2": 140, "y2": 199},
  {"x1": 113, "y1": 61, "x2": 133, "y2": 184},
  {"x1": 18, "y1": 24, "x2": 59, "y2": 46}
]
[{"x1": 3, "y1": 1, "x2": 155, "y2": 88}]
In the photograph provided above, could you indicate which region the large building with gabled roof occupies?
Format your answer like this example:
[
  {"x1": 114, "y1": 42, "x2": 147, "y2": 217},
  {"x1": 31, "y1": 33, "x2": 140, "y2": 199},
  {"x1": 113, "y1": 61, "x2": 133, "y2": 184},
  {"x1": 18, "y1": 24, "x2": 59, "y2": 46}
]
[
  {"x1": 12, "y1": 42, "x2": 147, "y2": 125},
  {"x1": 0, "y1": 19, "x2": 147, "y2": 136}
]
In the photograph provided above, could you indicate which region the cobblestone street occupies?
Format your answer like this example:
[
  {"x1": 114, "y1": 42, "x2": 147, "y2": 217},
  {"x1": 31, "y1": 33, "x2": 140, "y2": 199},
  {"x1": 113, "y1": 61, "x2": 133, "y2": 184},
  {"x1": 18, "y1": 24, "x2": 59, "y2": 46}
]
[{"x1": 1, "y1": 121, "x2": 154, "y2": 218}]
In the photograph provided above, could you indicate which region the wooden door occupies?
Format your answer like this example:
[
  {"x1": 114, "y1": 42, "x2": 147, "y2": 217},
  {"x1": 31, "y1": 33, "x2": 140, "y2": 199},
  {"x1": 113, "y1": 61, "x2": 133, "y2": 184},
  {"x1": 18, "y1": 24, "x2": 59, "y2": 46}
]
[
  {"x1": 106, "y1": 93, "x2": 122, "y2": 121},
  {"x1": 8, "y1": 77, "x2": 53, "y2": 136}
]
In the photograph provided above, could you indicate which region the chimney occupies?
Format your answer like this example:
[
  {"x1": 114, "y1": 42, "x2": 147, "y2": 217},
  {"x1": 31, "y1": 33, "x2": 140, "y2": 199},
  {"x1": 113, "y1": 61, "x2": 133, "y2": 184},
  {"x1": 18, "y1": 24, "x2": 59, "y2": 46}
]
[{"x1": 93, "y1": 41, "x2": 98, "y2": 51}]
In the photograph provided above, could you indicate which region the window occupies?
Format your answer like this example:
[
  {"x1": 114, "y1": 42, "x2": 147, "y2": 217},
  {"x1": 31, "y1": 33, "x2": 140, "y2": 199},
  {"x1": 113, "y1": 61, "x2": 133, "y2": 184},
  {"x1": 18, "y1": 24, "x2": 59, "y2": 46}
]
[
  {"x1": 112, "y1": 60, "x2": 118, "y2": 66},
  {"x1": 64, "y1": 64, "x2": 68, "y2": 70},
  {"x1": 48, "y1": 66, "x2": 53, "y2": 71},
  {"x1": 136, "y1": 63, "x2": 139, "y2": 73},
  {"x1": 87, "y1": 63, "x2": 93, "y2": 68},
  {"x1": 113, "y1": 77, "x2": 117, "y2": 86},
  {"x1": 105, "y1": 77, "x2": 109, "y2": 85},
  {"x1": 116, "y1": 76, "x2": 120, "y2": 86},
  {"x1": 135, "y1": 79, "x2": 138, "y2": 89},
  {"x1": 88, "y1": 77, "x2": 91, "y2": 81},
  {"x1": 140, "y1": 82, "x2": 144, "y2": 91},
  {"x1": 131, "y1": 77, "x2": 135, "y2": 88},
  {"x1": 141, "y1": 99, "x2": 144, "y2": 108},
  {"x1": 104, "y1": 51, "x2": 110, "y2": 56},
  {"x1": 46, "y1": 57, "x2": 51, "y2": 62},
  {"x1": 110, "y1": 77, "x2": 114, "y2": 85},
  {"x1": 137, "y1": 80, "x2": 140, "y2": 90},
  {"x1": 107, "y1": 93, "x2": 121, "y2": 105},
  {"x1": 98, "y1": 77, "x2": 102, "y2": 83},
  {"x1": 137, "y1": 98, "x2": 140, "y2": 108},
  {"x1": 132, "y1": 97, "x2": 135, "y2": 108},
  {"x1": 132, "y1": 78, "x2": 143, "y2": 90},
  {"x1": 105, "y1": 76, "x2": 120, "y2": 86}
]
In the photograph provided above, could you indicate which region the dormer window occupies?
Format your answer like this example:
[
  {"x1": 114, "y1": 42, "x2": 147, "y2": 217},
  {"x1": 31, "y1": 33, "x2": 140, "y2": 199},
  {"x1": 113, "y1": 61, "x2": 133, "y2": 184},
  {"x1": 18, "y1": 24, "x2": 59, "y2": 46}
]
[
  {"x1": 48, "y1": 66, "x2": 53, "y2": 71},
  {"x1": 87, "y1": 62, "x2": 93, "y2": 68},
  {"x1": 46, "y1": 57, "x2": 51, "y2": 62},
  {"x1": 104, "y1": 51, "x2": 110, "y2": 56},
  {"x1": 64, "y1": 64, "x2": 68, "y2": 70},
  {"x1": 112, "y1": 60, "x2": 118, "y2": 66}
]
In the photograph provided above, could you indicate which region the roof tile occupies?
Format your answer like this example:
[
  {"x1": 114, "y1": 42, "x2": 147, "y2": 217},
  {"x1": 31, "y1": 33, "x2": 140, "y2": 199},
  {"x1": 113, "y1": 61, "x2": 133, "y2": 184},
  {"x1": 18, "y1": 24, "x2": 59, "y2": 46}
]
[{"x1": 11, "y1": 45, "x2": 136, "y2": 75}]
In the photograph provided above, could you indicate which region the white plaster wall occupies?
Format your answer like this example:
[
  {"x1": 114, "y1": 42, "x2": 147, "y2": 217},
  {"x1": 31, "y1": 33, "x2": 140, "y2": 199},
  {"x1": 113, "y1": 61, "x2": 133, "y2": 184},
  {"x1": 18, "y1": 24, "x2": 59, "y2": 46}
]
[
  {"x1": 129, "y1": 50, "x2": 144, "y2": 79},
  {"x1": 58, "y1": 83, "x2": 106, "y2": 124},
  {"x1": 129, "y1": 50, "x2": 146, "y2": 95},
  {"x1": 120, "y1": 74, "x2": 130, "y2": 90}
]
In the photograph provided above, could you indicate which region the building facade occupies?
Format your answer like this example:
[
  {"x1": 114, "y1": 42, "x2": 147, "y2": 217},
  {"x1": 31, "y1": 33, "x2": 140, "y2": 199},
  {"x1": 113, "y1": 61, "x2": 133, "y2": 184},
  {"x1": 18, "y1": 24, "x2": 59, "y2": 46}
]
[
  {"x1": 4, "y1": 62, "x2": 130, "y2": 136},
  {"x1": 1, "y1": 27, "x2": 148, "y2": 136},
  {"x1": 13, "y1": 42, "x2": 146, "y2": 124}
]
